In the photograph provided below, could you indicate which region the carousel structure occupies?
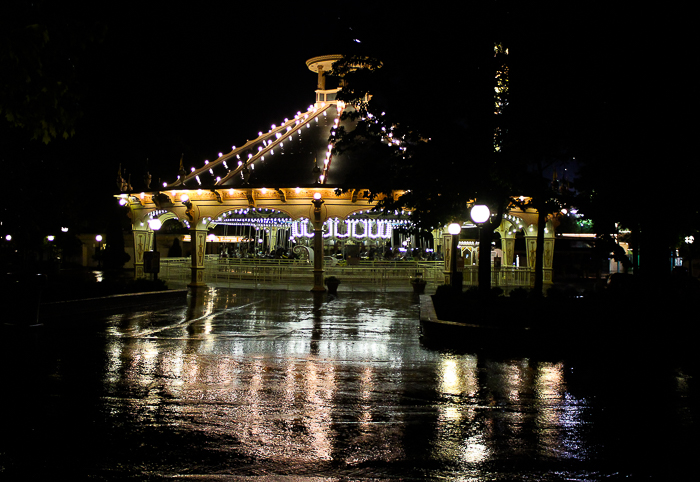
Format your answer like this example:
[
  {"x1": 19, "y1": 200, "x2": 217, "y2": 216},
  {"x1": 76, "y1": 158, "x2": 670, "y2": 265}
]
[{"x1": 116, "y1": 55, "x2": 556, "y2": 291}]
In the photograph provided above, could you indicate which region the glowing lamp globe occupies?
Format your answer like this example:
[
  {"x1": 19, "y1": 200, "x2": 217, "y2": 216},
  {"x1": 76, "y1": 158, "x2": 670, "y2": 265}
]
[
  {"x1": 448, "y1": 223, "x2": 461, "y2": 235},
  {"x1": 147, "y1": 219, "x2": 162, "y2": 231},
  {"x1": 470, "y1": 205, "x2": 490, "y2": 224}
]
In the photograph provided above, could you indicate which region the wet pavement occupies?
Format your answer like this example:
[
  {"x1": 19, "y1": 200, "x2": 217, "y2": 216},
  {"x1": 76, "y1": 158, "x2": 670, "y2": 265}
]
[{"x1": 1, "y1": 288, "x2": 696, "y2": 480}]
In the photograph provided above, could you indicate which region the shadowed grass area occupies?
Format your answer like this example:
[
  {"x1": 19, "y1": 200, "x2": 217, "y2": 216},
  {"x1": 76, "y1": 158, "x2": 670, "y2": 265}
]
[
  {"x1": 425, "y1": 276, "x2": 698, "y2": 361},
  {"x1": 39, "y1": 269, "x2": 169, "y2": 303}
]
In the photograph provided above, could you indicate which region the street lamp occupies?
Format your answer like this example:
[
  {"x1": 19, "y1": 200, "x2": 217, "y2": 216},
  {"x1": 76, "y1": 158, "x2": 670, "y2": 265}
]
[
  {"x1": 311, "y1": 193, "x2": 325, "y2": 292},
  {"x1": 147, "y1": 218, "x2": 162, "y2": 280},
  {"x1": 470, "y1": 204, "x2": 491, "y2": 294},
  {"x1": 448, "y1": 222, "x2": 462, "y2": 292},
  {"x1": 95, "y1": 234, "x2": 103, "y2": 269}
]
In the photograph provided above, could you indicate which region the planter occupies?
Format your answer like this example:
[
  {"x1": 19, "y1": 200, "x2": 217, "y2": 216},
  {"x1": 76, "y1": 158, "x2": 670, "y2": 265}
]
[
  {"x1": 419, "y1": 294, "x2": 533, "y2": 351},
  {"x1": 325, "y1": 277, "x2": 341, "y2": 295},
  {"x1": 411, "y1": 279, "x2": 427, "y2": 294}
]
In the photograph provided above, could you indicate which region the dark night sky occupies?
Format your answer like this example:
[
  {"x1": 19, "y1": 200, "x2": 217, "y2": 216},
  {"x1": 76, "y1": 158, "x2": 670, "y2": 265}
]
[{"x1": 2, "y1": 2, "x2": 686, "y2": 232}]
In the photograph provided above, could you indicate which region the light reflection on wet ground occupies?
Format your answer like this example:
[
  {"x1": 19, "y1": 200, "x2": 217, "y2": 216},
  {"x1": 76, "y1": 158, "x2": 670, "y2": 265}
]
[{"x1": 1, "y1": 288, "x2": 695, "y2": 480}]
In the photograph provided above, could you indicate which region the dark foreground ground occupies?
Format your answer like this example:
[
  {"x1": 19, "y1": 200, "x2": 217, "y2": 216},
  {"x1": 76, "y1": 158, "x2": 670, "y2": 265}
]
[{"x1": 1, "y1": 287, "x2": 696, "y2": 480}]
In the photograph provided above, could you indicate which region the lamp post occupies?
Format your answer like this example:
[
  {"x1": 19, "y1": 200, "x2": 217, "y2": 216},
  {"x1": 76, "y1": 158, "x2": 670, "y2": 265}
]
[
  {"x1": 470, "y1": 204, "x2": 491, "y2": 294},
  {"x1": 95, "y1": 235, "x2": 103, "y2": 270},
  {"x1": 147, "y1": 218, "x2": 162, "y2": 280},
  {"x1": 311, "y1": 193, "x2": 326, "y2": 292},
  {"x1": 448, "y1": 222, "x2": 462, "y2": 293}
]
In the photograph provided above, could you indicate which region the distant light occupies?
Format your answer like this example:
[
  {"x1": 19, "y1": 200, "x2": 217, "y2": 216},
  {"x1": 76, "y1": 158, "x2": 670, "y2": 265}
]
[
  {"x1": 95, "y1": 235, "x2": 102, "y2": 242},
  {"x1": 118, "y1": 198, "x2": 127, "y2": 206},
  {"x1": 313, "y1": 192, "x2": 322, "y2": 200},
  {"x1": 448, "y1": 223, "x2": 461, "y2": 235},
  {"x1": 47, "y1": 235, "x2": 55, "y2": 242},
  {"x1": 61, "y1": 227, "x2": 69, "y2": 232},
  {"x1": 5, "y1": 234, "x2": 11, "y2": 241}
]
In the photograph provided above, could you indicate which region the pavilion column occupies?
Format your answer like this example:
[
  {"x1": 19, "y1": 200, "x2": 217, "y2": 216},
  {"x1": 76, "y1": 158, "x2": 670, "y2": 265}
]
[
  {"x1": 502, "y1": 236, "x2": 515, "y2": 267},
  {"x1": 311, "y1": 220, "x2": 325, "y2": 292},
  {"x1": 524, "y1": 234, "x2": 555, "y2": 288},
  {"x1": 542, "y1": 237, "x2": 555, "y2": 286},
  {"x1": 432, "y1": 228, "x2": 442, "y2": 257},
  {"x1": 525, "y1": 234, "x2": 537, "y2": 285},
  {"x1": 189, "y1": 225, "x2": 208, "y2": 288},
  {"x1": 132, "y1": 226, "x2": 150, "y2": 279},
  {"x1": 443, "y1": 230, "x2": 460, "y2": 286}
]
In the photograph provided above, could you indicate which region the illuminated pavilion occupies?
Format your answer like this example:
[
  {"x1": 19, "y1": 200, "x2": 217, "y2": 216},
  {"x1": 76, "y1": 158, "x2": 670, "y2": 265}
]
[{"x1": 116, "y1": 55, "x2": 556, "y2": 291}]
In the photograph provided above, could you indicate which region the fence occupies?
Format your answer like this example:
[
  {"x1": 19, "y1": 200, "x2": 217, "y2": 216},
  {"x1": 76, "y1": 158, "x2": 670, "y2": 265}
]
[{"x1": 158, "y1": 257, "x2": 531, "y2": 288}]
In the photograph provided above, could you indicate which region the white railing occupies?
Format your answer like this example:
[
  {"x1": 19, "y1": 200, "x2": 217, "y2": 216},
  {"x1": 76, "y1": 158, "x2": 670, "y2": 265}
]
[
  {"x1": 459, "y1": 265, "x2": 531, "y2": 287},
  {"x1": 157, "y1": 257, "x2": 531, "y2": 288}
]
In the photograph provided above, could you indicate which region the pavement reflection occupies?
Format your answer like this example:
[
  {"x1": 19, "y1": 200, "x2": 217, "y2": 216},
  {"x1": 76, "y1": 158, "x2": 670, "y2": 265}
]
[{"x1": 1, "y1": 287, "x2": 694, "y2": 480}]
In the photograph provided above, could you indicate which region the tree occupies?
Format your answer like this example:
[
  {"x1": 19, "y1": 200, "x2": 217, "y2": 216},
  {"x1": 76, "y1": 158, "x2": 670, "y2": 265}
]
[{"x1": 0, "y1": 1, "x2": 104, "y2": 143}]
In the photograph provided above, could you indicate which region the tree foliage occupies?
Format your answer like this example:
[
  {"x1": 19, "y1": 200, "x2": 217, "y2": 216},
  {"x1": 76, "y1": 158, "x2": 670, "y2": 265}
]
[{"x1": 0, "y1": 1, "x2": 104, "y2": 143}]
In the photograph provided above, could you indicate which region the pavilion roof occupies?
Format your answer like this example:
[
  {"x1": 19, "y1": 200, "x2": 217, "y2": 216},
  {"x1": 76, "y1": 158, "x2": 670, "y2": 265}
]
[{"x1": 161, "y1": 97, "x2": 386, "y2": 192}]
